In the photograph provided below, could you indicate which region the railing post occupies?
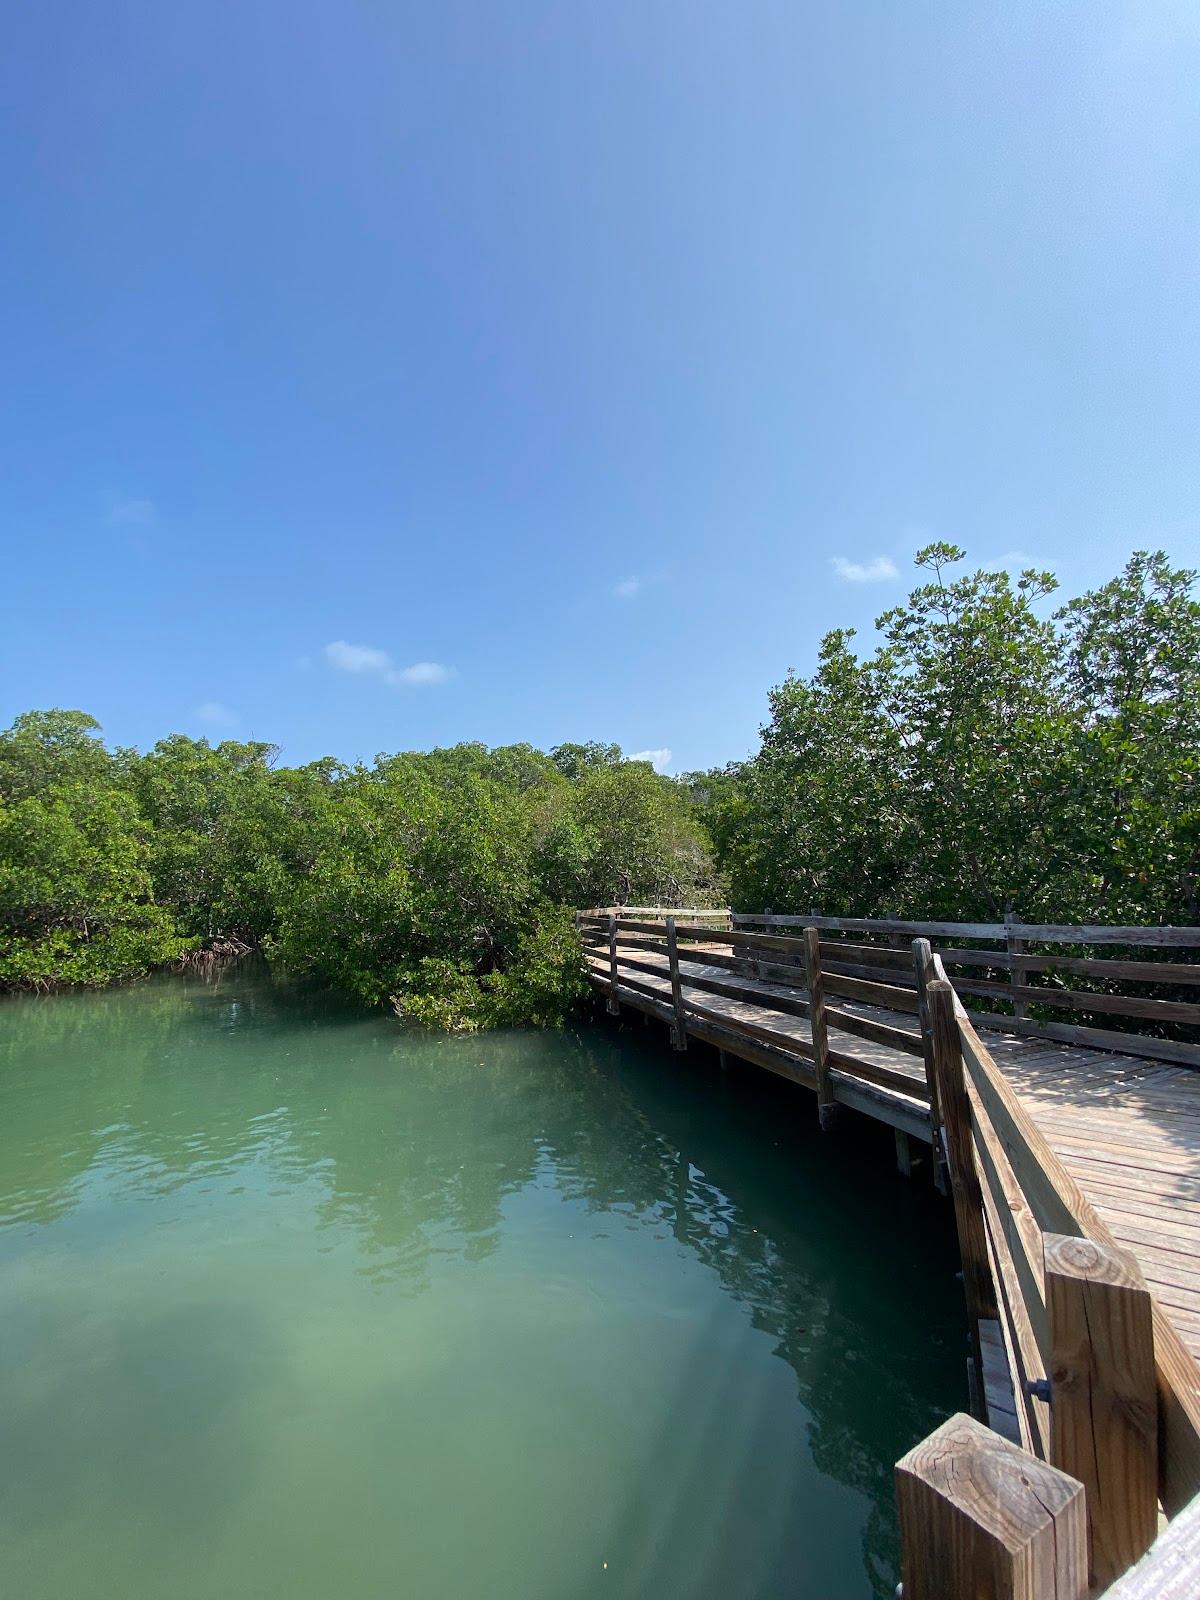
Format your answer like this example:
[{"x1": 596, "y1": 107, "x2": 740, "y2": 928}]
[
  {"x1": 1044, "y1": 1234, "x2": 1158, "y2": 1591},
  {"x1": 913, "y1": 938, "x2": 948, "y2": 1194},
  {"x1": 665, "y1": 915, "x2": 688, "y2": 1051},
  {"x1": 928, "y1": 978, "x2": 997, "y2": 1397},
  {"x1": 803, "y1": 927, "x2": 836, "y2": 1131},
  {"x1": 756, "y1": 908, "x2": 772, "y2": 979},
  {"x1": 1006, "y1": 911, "x2": 1029, "y2": 1024},
  {"x1": 896, "y1": 1412, "x2": 1087, "y2": 1600},
  {"x1": 606, "y1": 914, "x2": 620, "y2": 1015}
]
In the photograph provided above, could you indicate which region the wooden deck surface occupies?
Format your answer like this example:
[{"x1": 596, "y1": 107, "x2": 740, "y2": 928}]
[{"x1": 587, "y1": 939, "x2": 1200, "y2": 1368}]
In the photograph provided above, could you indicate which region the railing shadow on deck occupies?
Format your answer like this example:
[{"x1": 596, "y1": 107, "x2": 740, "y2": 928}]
[{"x1": 576, "y1": 906, "x2": 1200, "y2": 1597}]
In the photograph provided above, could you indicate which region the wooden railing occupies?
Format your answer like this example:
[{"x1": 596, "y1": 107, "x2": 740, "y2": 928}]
[
  {"x1": 577, "y1": 907, "x2": 1200, "y2": 1595},
  {"x1": 578, "y1": 908, "x2": 935, "y2": 1130},
  {"x1": 736, "y1": 911, "x2": 1200, "y2": 1067},
  {"x1": 916, "y1": 948, "x2": 1200, "y2": 1591}
]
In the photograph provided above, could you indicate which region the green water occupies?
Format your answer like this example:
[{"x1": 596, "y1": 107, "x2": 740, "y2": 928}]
[{"x1": 0, "y1": 964, "x2": 964, "y2": 1600}]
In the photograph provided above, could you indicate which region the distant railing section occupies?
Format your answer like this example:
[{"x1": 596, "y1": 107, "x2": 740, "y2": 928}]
[
  {"x1": 577, "y1": 908, "x2": 932, "y2": 1116},
  {"x1": 585, "y1": 907, "x2": 1200, "y2": 1066},
  {"x1": 737, "y1": 910, "x2": 1200, "y2": 1067},
  {"x1": 577, "y1": 906, "x2": 1200, "y2": 1594}
]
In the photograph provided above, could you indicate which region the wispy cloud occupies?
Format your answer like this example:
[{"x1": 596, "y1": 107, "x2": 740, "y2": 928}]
[
  {"x1": 628, "y1": 747, "x2": 672, "y2": 773},
  {"x1": 105, "y1": 494, "x2": 157, "y2": 528},
  {"x1": 390, "y1": 661, "x2": 450, "y2": 686},
  {"x1": 324, "y1": 640, "x2": 390, "y2": 674},
  {"x1": 195, "y1": 701, "x2": 239, "y2": 729},
  {"x1": 323, "y1": 640, "x2": 454, "y2": 688},
  {"x1": 830, "y1": 555, "x2": 898, "y2": 583},
  {"x1": 613, "y1": 576, "x2": 642, "y2": 599}
]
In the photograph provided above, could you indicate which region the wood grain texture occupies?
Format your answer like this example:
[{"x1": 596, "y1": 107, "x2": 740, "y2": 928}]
[
  {"x1": 895, "y1": 1412, "x2": 1087, "y2": 1600},
  {"x1": 1044, "y1": 1234, "x2": 1157, "y2": 1590}
]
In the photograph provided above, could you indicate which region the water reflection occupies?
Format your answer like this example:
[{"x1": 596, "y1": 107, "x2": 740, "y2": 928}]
[{"x1": 0, "y1": 965, "x2": 964, "y2": 1599}]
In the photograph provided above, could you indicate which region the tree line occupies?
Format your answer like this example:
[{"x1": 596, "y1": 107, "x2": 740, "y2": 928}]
[
  {"x1": 0, "y1": 725, "x2": 716, "y2": 1024},
  {"x1": 2, "y1": 547, "x2": 1195, "y2": 1024},
  {"x1": 687, "y1": 547, "x2": 1199, "y2": 928}
]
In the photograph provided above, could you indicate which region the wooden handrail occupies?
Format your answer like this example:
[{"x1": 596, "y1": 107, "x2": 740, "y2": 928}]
[
  {"x1": 928, "y1": 950, "x2": 1200, "y2": 1526},
  {"x1": 579, "y1": 906, "x2": 1200, "y2": 1066},
  {"x1": 735, "y1": 911, "x2": 1200, "y2": 946}
]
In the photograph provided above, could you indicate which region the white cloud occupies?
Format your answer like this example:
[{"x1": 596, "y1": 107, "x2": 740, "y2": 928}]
[
  {"x1": 105, "y1": 494, "x2": 157, "y2": 527},
  {"x1": 386, "y1": 661, "x2": 451, "y2": 686},
  {"x1": 613, "y1": 576, "x2": 642, "y2": 599},
  {"x1": 324, "y1": 640, "x2": 391, "y2": 674},
  {"x1": 628, "y1": 747, "x2": 672, "y2": 773},
  {"x1": 830, "y1": 555, "x2": 898, "y2": 583},
  {"x1": 323, "y1": 640, "x2": 453, "y2": 688},
  {"x1": 196, "y1": 701, "x2": 239, "y2": 729}
]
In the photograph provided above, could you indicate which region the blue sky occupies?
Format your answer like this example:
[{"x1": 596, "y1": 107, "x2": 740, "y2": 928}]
[{"x1": 3, "y1": 2, "x2": 1198, "y2": 774}]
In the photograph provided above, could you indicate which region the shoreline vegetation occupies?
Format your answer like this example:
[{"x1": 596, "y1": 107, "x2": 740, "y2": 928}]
[{"x1": 2, "y1": 548, "x2": 1196, "y2": 1029}]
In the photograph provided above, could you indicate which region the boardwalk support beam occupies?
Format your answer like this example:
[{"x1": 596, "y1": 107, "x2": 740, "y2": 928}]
[
  {"x1": 912, "y1": 938, "x2": 948, "y2": 1193},
  {"x1": 927, "y1": 978, "x2": 997, "y2": 1398},
  {"x1": 803, "y1": 926, "x2": 836, "y2": 1131},
  {"x1": 665, "y1": 916, "x2": 688, "y2": 1051},
  {"x1": 606, "y1": 915, "x2": 620, "y2": 1015},
  {"x1": 896, "y1": 1412, "x2": 1087, "y2": 1600},
  {"x1": 1044, "y1": 1233, "x2": 1158, "y2": 1591}
]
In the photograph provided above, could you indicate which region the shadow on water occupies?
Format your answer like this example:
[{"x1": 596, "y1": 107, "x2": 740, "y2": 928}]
[{"x1": 0, "y1": 962, "x2": 966, "y2": 1599}]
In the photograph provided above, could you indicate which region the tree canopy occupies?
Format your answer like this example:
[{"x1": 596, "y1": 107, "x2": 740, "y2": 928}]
[
  {"x1": 700, "y1": 548, "x2": 1199, "y2": 925},
  {"x1": 0, "y1": 718, "x2": 716, "y2": 1025}
]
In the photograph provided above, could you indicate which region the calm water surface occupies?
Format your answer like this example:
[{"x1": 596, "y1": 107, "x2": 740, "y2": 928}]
[{"x1": 0, "y1": 964, "x2": 964, "y2": 1599}]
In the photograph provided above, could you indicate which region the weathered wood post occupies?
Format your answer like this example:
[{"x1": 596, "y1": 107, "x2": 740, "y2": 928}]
[
  {"x1": 927, "y1": 978, "x2": 997, "y2": 1399},
  {"x1": 755, "y1": 908, "x2": 772, "y2": 980},
  {"x1": 896, "y1": 1412, "x2": 1087, "y2": 1600},
  {"x1": 606, "y1": 914, "x2": 620, "y2": 1015},
  {"x1": 665, "y1": 915, "x2": 688, "y2": 1051},
  {"x1": 1006, "y1": 912, "x2": 1029, "y2": 1024},
  {"x1": 802, "y1": 927, "x2": 836, "y2": 1130},
  {"x1": 913, "y1": 938, "x2": 948, "y2": 1193},
  {"x1": 1044, "y1": 1233, "x2": 1158, "y2": 1591}
]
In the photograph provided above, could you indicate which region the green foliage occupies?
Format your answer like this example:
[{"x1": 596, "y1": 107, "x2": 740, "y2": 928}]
[
  {"x1": 0, "y1": 716, "x2": 709, "y2": 1027},
  {"x1": 710, "y1": 548, "x2": 1200, "y2": 925},
  {"x1": 480, "y1": 906, "x2": 590, "y2": 1029},
  {"x1": 0, "y1": 744, "x2": 191, "y2": 988}
]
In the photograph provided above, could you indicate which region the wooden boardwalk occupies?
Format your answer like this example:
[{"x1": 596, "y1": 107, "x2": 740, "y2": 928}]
[
  {"x1": 586, "y1": 935, "x2": 1200, "y2": 1363},
  {"x1": 580, "y1": 909, "x2": 1200, "y2": 1594}
]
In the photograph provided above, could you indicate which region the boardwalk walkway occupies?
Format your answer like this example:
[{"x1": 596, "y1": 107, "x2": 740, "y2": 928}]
[
  {"x1": 581, "y1": 909, "x2": 1200, "y2": 1592},
  {"x1": 585, "y1": 935, "x2": 1200, "y2": 1364}
]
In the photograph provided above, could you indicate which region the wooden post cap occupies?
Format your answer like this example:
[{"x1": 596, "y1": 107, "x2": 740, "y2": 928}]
[
  {"x1": 896, "y1": 1413, "x2": 1087, "y2": 1599},
  {"x1": 1043, "y1": 1232, "x2": 1144, "y2": 1292}
]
